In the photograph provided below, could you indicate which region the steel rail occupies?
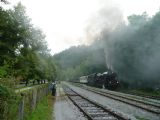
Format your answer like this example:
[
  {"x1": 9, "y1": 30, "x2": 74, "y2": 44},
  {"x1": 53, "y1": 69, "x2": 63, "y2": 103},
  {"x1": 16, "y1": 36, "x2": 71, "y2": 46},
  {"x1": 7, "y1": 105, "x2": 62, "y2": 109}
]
[
  {"x1": 79, "y1": 86, "x2": 160, "y2": 115},
  {"x1": 63, "y1": 85, "x2": 130, "y2": 120}
]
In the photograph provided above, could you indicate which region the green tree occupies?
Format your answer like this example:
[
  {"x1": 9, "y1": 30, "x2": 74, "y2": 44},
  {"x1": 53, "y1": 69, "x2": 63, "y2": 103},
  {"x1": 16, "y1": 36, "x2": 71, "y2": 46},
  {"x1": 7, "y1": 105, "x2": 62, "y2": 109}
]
[
  {"x1": 0, "y1": 3, "x2": 56, "y2": 86},
  {"x1": 128, "y1": 12, "x2": 149, "y2": 28}
]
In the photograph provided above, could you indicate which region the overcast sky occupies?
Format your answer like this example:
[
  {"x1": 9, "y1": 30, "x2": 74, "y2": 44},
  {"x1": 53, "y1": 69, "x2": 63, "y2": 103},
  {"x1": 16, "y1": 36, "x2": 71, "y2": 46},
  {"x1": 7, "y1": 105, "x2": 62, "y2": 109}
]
[{"x1": 2, "y1": 0, "x2": 160, "y2": 54}]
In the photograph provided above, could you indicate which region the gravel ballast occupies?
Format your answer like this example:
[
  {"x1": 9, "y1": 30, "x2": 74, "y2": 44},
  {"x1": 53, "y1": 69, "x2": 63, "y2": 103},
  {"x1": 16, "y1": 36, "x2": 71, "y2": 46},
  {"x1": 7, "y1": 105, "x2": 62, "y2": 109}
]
[
  {"x1": 54, "y1": 85, "x2": 87, "y2": 120},
  {"x1": 66, "y1": 83, "x2": 160, "y2": 120}
]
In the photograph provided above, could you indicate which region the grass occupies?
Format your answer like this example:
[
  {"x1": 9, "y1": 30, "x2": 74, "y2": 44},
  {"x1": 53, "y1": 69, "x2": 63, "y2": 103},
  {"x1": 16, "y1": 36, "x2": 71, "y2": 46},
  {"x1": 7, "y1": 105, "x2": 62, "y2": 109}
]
[
  {"x1": 117, "y1": 87, "x2": 160, "y2": 97},
  {"x1": 131, "y1": 89, "x2": 160, "y2": 96},
  {"x1": 136, "y1": 116, "x2": 149, "y2": 120},
  {"x1": 26, "y1": 94, "x2": 55, "y2": 120},
  {"x1": 15, "y1": 83, "x2": 48, "y2": 93},
  {"x1": 121, "y1": 89, "x2": 160, "y2": 97}
]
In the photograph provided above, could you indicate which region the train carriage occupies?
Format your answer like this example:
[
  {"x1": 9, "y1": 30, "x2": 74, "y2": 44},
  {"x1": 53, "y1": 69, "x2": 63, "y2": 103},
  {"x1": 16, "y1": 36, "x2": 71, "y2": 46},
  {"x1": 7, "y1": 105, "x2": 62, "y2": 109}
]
[{"x1": 79, "y1": 76, "x2": 88, "y2": 84}]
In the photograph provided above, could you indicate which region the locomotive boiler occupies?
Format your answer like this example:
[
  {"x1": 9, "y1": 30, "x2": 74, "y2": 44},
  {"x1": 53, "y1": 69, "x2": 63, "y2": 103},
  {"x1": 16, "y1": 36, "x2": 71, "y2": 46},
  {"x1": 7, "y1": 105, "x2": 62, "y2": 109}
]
[{"x1": 79, "y1": 70, "x2": 119, "y2": 90}]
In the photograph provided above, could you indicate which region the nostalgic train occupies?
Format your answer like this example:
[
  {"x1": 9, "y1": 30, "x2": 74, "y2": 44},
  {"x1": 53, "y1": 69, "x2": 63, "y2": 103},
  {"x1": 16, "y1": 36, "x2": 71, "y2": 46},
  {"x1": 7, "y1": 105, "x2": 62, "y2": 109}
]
[{"x1": 79, "y1": 70, "x2": 119, "y2": 90}]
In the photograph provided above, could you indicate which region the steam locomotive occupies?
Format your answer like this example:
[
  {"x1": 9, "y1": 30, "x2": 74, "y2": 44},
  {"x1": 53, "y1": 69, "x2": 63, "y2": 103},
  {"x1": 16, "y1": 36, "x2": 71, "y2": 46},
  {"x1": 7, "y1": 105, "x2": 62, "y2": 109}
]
[{"x1": 79, "y1": 70, "x2": 119, "y2": 90}]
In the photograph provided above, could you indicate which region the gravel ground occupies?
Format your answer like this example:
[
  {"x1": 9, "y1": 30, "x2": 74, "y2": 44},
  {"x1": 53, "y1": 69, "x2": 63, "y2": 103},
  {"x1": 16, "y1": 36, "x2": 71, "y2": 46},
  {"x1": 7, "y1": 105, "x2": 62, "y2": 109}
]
[
  {"x1": 81, "y1": 86, "x2": 160, "y2": 113},
  {"x1": 54, "y1": 85, "x2": 87, "y2": 120},
  {"x1": 77, "y1": 84, "x2": 160, "y2": 105},
  {"x1": 66, "y1": 83, "x2": 160, "y2": 120},
  {"x1": 98, "y1": 86, "x2": 160, "y2": 105}
]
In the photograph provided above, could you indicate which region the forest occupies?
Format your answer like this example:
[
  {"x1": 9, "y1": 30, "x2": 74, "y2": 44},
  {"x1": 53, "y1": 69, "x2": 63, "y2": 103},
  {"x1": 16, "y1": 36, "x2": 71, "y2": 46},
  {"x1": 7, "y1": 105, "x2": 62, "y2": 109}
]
[
  {"x1": 54, "y1": 11, "x2": 160, "y2": 90},
  {"x1": 0, "y1": 3, "x2": 57, "y2": 118},
  {"x1": 0, "y1": 2, "x2": 56, "y2": 88}
]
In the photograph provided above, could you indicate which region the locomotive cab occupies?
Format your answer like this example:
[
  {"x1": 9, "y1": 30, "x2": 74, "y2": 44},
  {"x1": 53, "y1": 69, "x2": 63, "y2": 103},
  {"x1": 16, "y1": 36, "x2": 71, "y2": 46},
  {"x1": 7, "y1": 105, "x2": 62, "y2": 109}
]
[{"x1": 103, "y1": 71, "x2": 119, "y2": 90}]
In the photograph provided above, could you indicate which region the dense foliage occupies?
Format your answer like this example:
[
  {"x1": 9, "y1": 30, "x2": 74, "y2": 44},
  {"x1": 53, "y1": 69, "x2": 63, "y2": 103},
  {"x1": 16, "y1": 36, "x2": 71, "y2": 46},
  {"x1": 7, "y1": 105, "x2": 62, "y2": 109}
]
[
  {"x1": 54, "y1": 43, "x2": 107, "y2": 81},
  {"x1": 103, "y1": 12, "x2": 160, "y2": 89},
  {"x1": 0, "y1": 3, "x2": 56, "y2": 119},
  {"x1": 0, "y1": 3, "x2": 56, "y2": 86}
]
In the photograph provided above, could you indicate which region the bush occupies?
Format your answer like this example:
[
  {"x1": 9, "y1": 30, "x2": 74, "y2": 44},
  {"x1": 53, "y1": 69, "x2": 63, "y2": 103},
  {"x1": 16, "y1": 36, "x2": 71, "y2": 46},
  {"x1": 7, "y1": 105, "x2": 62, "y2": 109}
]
[{"x1": 0, "y1": 85, "x2": 20, "y2": 120}]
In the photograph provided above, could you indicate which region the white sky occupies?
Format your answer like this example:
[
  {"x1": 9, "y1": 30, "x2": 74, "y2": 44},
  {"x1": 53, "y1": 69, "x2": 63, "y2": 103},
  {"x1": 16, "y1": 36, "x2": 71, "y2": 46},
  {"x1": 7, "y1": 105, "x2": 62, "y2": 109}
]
[{"x1": 2, "y1": 0, "x2": 160, "y2": 54}]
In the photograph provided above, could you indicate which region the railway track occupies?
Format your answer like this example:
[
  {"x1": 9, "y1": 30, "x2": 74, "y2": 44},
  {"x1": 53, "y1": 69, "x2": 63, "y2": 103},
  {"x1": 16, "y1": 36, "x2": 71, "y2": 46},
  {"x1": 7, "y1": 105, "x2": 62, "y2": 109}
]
[
  {"x1": 76, "y1": 85, "x2": 160, "y2": 115},
  {"x1": 62, "y1": 85, "x2": 129, "y2": 120},
  {"x1": 72, "y1": 82, "x2": 160, "y2": 100}
]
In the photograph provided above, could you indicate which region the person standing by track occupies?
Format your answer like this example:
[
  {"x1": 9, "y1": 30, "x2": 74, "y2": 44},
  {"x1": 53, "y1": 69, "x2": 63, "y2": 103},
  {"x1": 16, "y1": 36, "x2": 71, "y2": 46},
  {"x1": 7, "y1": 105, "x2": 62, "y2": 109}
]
[{"x1": 51, "y1": 82, "x2": 56, "y2": 96}]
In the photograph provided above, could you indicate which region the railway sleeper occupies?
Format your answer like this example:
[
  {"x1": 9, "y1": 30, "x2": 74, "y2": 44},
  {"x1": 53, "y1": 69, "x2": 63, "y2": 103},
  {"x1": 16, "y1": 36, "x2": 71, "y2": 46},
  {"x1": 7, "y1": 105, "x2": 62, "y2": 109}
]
[
  {"x1": 87, "y1": 110, "x2": 104, "y2": 113},
  {"x1": 90, "y1": 113, "x2": 109, "y2": 117},
  {"x1": 78, "y1": 104, "x2": 95, "y2": 107},
  {"x1": 93, "y1": 116, "x2": 118, "y2": 120}
]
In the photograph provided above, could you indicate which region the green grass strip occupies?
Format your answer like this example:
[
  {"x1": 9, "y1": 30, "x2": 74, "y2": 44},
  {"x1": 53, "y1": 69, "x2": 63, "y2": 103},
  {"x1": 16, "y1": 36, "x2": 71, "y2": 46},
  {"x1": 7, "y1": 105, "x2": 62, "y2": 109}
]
[{"x1": 26, "y1": 95, "x2": 55, "y2": 120}]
